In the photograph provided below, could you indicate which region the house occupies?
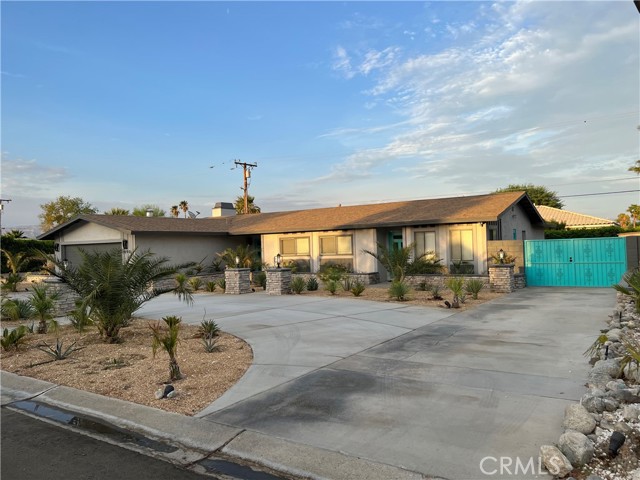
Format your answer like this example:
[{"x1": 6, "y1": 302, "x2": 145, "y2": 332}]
[
  {"x1": 535, "y1": 205, "x2": 617, "y2": 229},
  {"x1": 39, "y1": 191, "x2": 545, "y2": 279}
]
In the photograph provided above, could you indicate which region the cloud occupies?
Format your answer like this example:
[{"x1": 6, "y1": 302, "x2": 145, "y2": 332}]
[
  {"x1": 1, "y1": 156, "x2": 71, "y2": 194},
  {"x1": 332, "y1": 45, "x2": 355, "y2": 79},
  {"x1": 316, "y1": 1, "x2": 638, "y2": 196}
]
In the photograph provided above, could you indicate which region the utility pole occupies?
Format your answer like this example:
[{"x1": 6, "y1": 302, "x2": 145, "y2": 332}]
[
  {"x1": 234, "y1": 160, "x2": 257, "y2": 214},
  {"x1": 0, "y1": 198, "x2": 12, "y2": 234}
]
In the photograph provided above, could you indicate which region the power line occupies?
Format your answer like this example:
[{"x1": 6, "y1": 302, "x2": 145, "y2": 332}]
[{"x1": 558, "y1": 189, "x2": 640, "y2": 198}]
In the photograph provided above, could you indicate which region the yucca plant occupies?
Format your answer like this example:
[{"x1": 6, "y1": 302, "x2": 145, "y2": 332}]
[
  {"x1": 306, "y1": 277, "x2": 319, "y2": 291},
  {"x1": 37, "y1": 339, "x2": 85, "y2": 360},
  {"x1": 584, "y1": 333, "x2": 608, "y2": 359},
  {"x1": 341, "y1": 277, "x2": 354, "y2": 292},
  {"x1": 446, "y1": 277, "x2": 465, "y2": 308},
  {"x1": 217, "y1": 278, "x2": 226, "y2": 292},
  {"x1": 464, "y1": 279, "x2": 485, "y2": 300},
  {"x1": 620, "y1": 336, "x2": 640, "y2": 379},
  {"x1": 1, "y1": 249, "x2": 30, "y2": 292},
  {"x1": 174, "y1": 273, "x2": 193, "y2": 301},
  {"x1": 68, "y1": 300, "x2": 93, "y2": 332},
  {"x1": 388, "y1": 281, "x2": 410, "y2": 301},
  {"x1": 350, "y1": 281, "x2": 366, "y2": 297},
  {"x1": 202, "y1": 336, "x2": 218, "y2": 353},
  {"x1": 613, "y1": 269, "x2": 640, "y2": 313},
  {"x1": 324, "y1": 279, "x2": 338, "y2": 295},
  {"x1": 253, "y1": 271, "x2": 267, "y2": 289},
  {"x1": 29, "y1": 284, "x2": 61, "y2": 334},
  {"x1": 188, "y1": 277, "x2": 202, "y2": 292},
  {"x1": 205, "y1": 281, "x2": 217, "y2": 292},
  {"x1": 290, "y1": 276, "x2": 306, "y2": 294},
  {"x1": 417, "y1": 281, "x2": 430, "y2": 292},
  {"x1": 430, "y1": 284, "x2": 443, "y2": 300},
  {"x1": 150, "y1": 315, "x2": 183, "y2": 381},
  {"x1": 1, "y1": 325, "x2": 30, "y2": 351},
  {"x1": 198, "y1": 318, "x2": 220, "y2": 338}
]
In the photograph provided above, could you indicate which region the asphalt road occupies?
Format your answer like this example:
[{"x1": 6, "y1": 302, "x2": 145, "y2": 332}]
[{"x1": 1, "y1": 408, "x2": 211, "y2": 480}]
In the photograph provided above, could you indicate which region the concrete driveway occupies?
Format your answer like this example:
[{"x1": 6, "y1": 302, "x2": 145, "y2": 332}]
[{"x1": 138, "y1": 288, "x2": 614, "y2": 479}]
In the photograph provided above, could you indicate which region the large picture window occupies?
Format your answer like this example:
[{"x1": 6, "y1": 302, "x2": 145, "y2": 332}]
[
  {"x1": 415, "y1": 231, "x2": 437, "y2": 259},
  {"x1": 319, "y1": 235, "x2": 352, "y2": 255},
  {"x1": 280, "y1": 237, "x2": 310, "y2": 256},
  {"x1": 450, "y1": 230, "x2": 473, "y2": 262}
]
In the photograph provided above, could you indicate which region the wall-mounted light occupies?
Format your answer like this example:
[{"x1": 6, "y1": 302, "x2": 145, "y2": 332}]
[
  {"x1": 122, "y1": 239, "x2": 128, "y2": 250},
  {"x1": 54, "y1": 243, "x2": 60, "y2": 252},
  {"x1": 235, "y1": 255, "x2": 240, "y2": 267}
]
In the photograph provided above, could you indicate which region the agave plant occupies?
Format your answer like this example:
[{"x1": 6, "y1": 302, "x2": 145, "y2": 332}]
[
  {"x1": 37, "y1": 339, "x2": 85, "y2": 360},
  {"x1": 1, "y1": 325, "x2": 30, "y2": 351}
]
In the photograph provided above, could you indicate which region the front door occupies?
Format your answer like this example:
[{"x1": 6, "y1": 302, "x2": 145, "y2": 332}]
[{"x1": 389, "y1": 231, "x2": 403, "y2": 251}]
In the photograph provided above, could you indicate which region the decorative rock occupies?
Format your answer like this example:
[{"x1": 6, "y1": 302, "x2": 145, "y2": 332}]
[
  {"x1": 605, "y1": 379, "x2": 626, "y2": 391},
  {"x1": 586, "y1": 476, "x2": 604, "y2": 480},
  {"x1": 609, "y1": 388, "x2": 640, "y2": 403},
  {"x1": 581, "y1": 394, "x2": 606, "y2": 413},
  {"x1": 563, "y1": 404, "x2": 596, "y2": 434},
  {"x1": 587, "y1": 359, "x2": 620, "y2": 389},
  {"x1": 630, "y1": 468, "x2": 640, "y2": 480},
  {"x1": 154, "y1": 384, "x2": 175, "y2": 399},
  {"x1": 602, "y1": 398, "x2": 619, "y2": 412},
  {"x1": 539, "y1": 445, "x2": 573, "y2": 478},
  {"x1": 623, "y1": 404, "x2": 640, "y2": 421},
  {"x1": 605, "y1": 328, "x2": 622, "y2": 341},
  {"x1": 613, "y1": 422, "x2": 633, "y2": 436},
  {"x1": 559, "y1": 431, "x2": 595, "y2": 467}
]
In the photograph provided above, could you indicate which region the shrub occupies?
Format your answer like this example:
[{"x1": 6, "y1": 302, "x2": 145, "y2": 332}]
[
  {"x1": 1, "y1": 298, "x2": 34, "y2": 321},
  {"x1": 29, "y1": 284, "x2": 60, "y2": 334},
  {"x1": 306, "y1": 277, "x2": 319, "y2": 291},
  {"x1": 150, "y1": 315, "x2": 183, "y2": 381},
  {"x1": 217, "y1": 278, "x2": 226, "y2": 292},
  {"x1": 202, "y1": 336, "x2": 218, "y2": 353},
  {"x1": 350, "y1": 281, "x2": 366, "y2": 297},
  {"x1": 406, "y1": 257, "x2": 445, "y2": 275},
  {"x1": 188, "y1": 277, "x2": 202, "y2": 292},
  {"x1": 417, "y1": 281, "x2": 429, "y2": 292},
  {"x1": 341, "y1": 277, "x2": 354, "y2": 292},
  {"x1": 464, "y1": 279, "x2": 485, "y2": 300},
  {"x1": 205, "y1": 281, "x2": 217, "y2": 292},
  {"x1": 290, "y1": 276, "x2": 306, "y2": 294},
  {"x1": 430, "y1": 284, "x2": 443, "y2": 300},
  {"x1": 1, "y1": 325, "x2": 30, "y2": 351},
  {"x1": 449, "y1": 261, "x2": 474, "y2": 274},
  {"x1": 198, "y1": 318, "x2": 220, "y2": 338},
  {"x1": 446, "y1": 277, "x2": 465, "y2": 308},
  {"x1": 317, "y1": 264, "x2": 348, "y2": 284},
  {"x1": 324, "y1": 280, "x2": 338, "y2": 295},
  {"x1": 613, "y1": 269, "x2": 640, "y2": 313},
  {"x1": 253, "y1": 271, "x2": 267, "y2": 289},
  {"x1": 68, "y1": 301, "x2": 93, "y2": 332},
  {"x1": 388, "y1": 281, "x2": 410, "y2": 301}
]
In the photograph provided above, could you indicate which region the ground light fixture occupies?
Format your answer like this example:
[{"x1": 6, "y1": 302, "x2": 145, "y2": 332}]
[
  {"x1": 609, "y1": 431, "x2": 625, "y2": 457},
  {"x1": 235, "y1": 255, "x2": 240, "y2": 267},
  {"x1": 62, "y1": 259, "x2": 69, "y2": 269},
  {"x1": 274, "y1": 253, "x2": 282, "y2": 268},
  {"x1": 498, "y1": 249, "x2": 505, "y2": 263}
]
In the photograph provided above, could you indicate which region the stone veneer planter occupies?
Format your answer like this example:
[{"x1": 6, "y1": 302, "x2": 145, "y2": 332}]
[
  {"x1": 488, "y1": 263, "x2": 516, "y2": 293},
  {"x1": 224, "y1": 268, "x2": 252, "y2": 294},
  {"x1": 266, "y1": 268, "x2": 292, "y2": 295}
]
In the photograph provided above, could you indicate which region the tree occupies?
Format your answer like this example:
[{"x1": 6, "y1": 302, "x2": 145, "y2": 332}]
[
  {"x1": 1, "y1": 249, "x2": 30, "y2": 291},
  {"x1": 628, "y1": 204, "x2": 640, "y2": 228},
  {"x1": 39, "y1": 196, "x2": 98, "y2": 232},
  {"x1": 44, "y1": 248, "x2": 192, "y2": 343},
  {"x1": 617, "y1": 213, "x2": 631, "y2": 229},
  {"x1": 629, "y1": 160, "x2": 640, "y2": 175},
  {"x1": 104, "y1": 208, "x2": 130, "y2": 215},
  {"x1": 179, "y1": 200, "x2": 189, "y2": 218},
  {"x1": 132, "y1": 204, "x2": 166, "y2": 217},
  {"x1": 363, "y1": 242, "x2": 421, "y2": 282},
  {"x1": 5, "y1": 229, "x2": 26, "y2": 239},
  {"x1": 217, "y1": 245, "x2": 259, "y2": 269},
  {"x1": 170, "y1": 205, "x2": 179, "y2": 218},
  {"x1": 234, "y1": 195, "x2": 261, "y2": 214},
  {"x1": 29, "y1": 284, "x2": 60, "y2": 334},
  {"x1": 494, "y1": 184, "x2": 564, "y2": 209},
  {"x1": 150, "y1": 315, "x2": 183, "y2": 381}
]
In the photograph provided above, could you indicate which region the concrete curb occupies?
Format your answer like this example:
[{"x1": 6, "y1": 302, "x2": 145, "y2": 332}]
[{"x1": 1, "y1": 371, "x2": 431, "y2": 480}]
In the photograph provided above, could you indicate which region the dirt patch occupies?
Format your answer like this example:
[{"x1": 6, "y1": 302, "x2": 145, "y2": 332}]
[{"x1": 0, "y1": 320, "x2": 252, "y2": 416}]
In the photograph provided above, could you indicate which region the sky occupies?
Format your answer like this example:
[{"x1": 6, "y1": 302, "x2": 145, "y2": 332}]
[{"x1": 1, "y1": 0, "x2": 639, "y2": 233}]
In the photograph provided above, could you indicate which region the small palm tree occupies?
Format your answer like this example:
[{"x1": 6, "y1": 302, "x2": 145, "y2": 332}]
[
  {"x1": 170, "y1": 205, "x2": 180, "y2": 218},
  {"x1": 179, "y1": 200, "x2": 189, "y2": 218},
  {"x1": 5, "y1": 229, "x2": 26, "y2": 239},
  {"x1": 363, "y1": 242, "x2": 419, "y2": 282},
  {"x1": 150, "y1": 315, "x2": 183, "y2": 381},
  {"x1": 29, "y1": 284, "x2": 61, "y2": 334},
  {"x1": 1, "y1": 249, "x2": 30, "y2": 291},
  {"x1": 217, "y1": 245, "x2": 258, "y2": 269},
  {"x1": 618, "y1": 213, "x2": 631, "y2": 229},
  {"x1": 627, "y1": 204, "x2": 640, "y2": 228},
  {"x1": 234, "y1": 195, "x2": 261, "y2": 214},
  {"x1": 104, "y1": 208, "x2": 130, "y2": 215}
]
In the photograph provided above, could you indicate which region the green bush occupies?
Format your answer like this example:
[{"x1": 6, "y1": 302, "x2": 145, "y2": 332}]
[
  {"x1": 464, "y1": 279, "x2": 485, "y2": 300},
  {"x1": 290, "y1": 276, "x2": 306, "y2": 294},
  {"x1": 188, "y1": 277, "x2": 202, "y2": 291},
  {"x1": 37, "y1": 339, "x2": 84, "y2": 360},
  {"x1": 318, "y1": 264, "x2": 348, "y2": 283},
  {"x1": 253, "y1": 271, "x2": 267, "y2": 289},
  {"x1": 430, "y1": 284, "x2": 443, "y2": 300},
  {"x1": 545, "y1": 226, "x2": 629, "y2": 239},
  {"x1": 1, "y1": 325, "x2": 30, "y2": 351},
  {"x1": 324, "y1": 280, "x2": 338, "y2": 295},
  {"x1": 406, "y1": 257, "x2": 445, "y2": 275},
  {"x1": 388, "y1": 281, "x2": 410, "y2": 301},
  {"x1": 198, "y1": 319, "x2": 220, "y2": 338},
  {"x1": 613, "y1": 269, "x2": 640, "y2": 313},
  {"x1": 449, "y1": 262, "x2": 474, "y2": 274},
  {"x1": 417, "y1": 281, "x2": 430, "y2": 291},
  {"x1": 306, "y1": 277, "x2": 319, "y2": 291},
  {"x1": 205, "y1": 281, "x2": 217, "y2": 292},
  {"x1": 0, "y1": 236, "x2": 54, "y2": 273},
  {"x1": 217, "y1": 278, "x2": 226, "y2": 292},
  {"x1": 1, "y1": 298, "x2": 34, "y2": 321},
  {"x1": 68, "y1": 300, "x2": 93, "y2": 332},
  {"x1": 341, "y1": 277, "x2": 354, "y2": 292},
  {"x1": 350, "y1": 281, "x2": 366, "y2": 297}
]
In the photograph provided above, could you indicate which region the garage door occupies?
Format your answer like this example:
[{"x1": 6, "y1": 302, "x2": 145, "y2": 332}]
[
  {"x1": 524, "y1": 238, "x2": 627, "y2": 287},
  {"x1": 63, "y1": 243, "x2": 121, "y2": 268}
]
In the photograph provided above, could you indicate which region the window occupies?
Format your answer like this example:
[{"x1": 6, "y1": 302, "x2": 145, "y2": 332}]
[
  {"x1": 512, "y1": 229, "x2": 517, "y2": 240},
  {"x1": 415, "y1": 231, "x2": 437, "y2": 259},
  {"x1": 450, "y1": 230, "x2": 473, "y2": 262},
  {"x1": 319, "y1": 235, "x2": 352, "y2": 255},
  {"x1": 280, "y1": 237, "x2": 310, "y2": 256}
]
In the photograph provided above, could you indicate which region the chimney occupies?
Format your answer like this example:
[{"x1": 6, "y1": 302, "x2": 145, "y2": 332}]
[
  {"x1": 146, "y1": 209, "x2": 153, "y2": 217},
  {"x1": 211, "y1": 202, "x2": 235, "y2": 217}
]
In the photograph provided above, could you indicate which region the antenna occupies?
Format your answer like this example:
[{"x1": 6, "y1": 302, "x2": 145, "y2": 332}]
[
  {"x1": 187, "y1": 211, "x2": 200, "y2": 219},
  {"x1": 233, "y1": 160, "x2": 258, "y2": 214}
]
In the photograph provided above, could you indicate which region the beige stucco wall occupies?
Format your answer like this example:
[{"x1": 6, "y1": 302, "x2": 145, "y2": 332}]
[
  {"x1": 55, "y1": 222, "x2": 123, "y2": 244},
  {"x1": 261, "y1": 229, "x2": 378, "y2": 273}
]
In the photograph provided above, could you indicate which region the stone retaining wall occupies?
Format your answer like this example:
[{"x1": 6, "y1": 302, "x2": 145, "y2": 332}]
[
  {"x1": 292, "y1": 272, "x2": 380, "y2": 285},
  {"x1": 488, "y1": 264, "x2": 516, "y2": 293}
]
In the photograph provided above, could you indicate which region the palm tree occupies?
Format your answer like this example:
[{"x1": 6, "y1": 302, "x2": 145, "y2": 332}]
[
  {"x1": 217, "y1": 245, "x2": 259, "y2": 269},
  {"x1": 234, "y1": 195, "x2": 261, "y2": 214},
  {"x1": 170, "y1": 205, "x2": 180, "y2": 218},
  {"x1": 44, "y1": 248, "x2": 193, "y2": 343},
  {"x1": 363, "y1": 242, "x2": 422, "y2": 282},
  {"x1": 628, "y1": 204, "x2": 640, "y2": 228},
  {"x1": 1, "y1": 249, "x2": 29, "y2": 291},
  {"x1": 150, "y1": 315, "x2": 183, "y2": 381},
  {"x1": 104, "y1": 208, "x2": 130, "y2": 215},
  {"x1": 179, "y1": 200, "x2": 189, "y2": 218},
  {"x1": 29, "y1": 284, "x2": 61, "y2": 334},
  {"x1": 618, "y1": 213, "x2": 631, "y2": 229},
  {"x1": 629, "y1": 160, "x2": 640, "y2": 175},
  {"x1": 5, "y1": 229, "x2": 26, "y2": 239}
]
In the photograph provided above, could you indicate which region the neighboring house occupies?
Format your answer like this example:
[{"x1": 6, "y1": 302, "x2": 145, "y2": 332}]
[
  {"x1": 535, "y1": 205, "x2": 617, "y2": 229},
  {"x1": 39, "y1": 191, "x2": 545, "y2": 278}
]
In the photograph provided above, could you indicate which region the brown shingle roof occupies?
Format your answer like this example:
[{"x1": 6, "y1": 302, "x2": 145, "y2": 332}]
[
  {"x1": 40, "y1": 191, "x2": 541, "y2": 239},
  {"x1": 535, "y1": 205, "x2": 616, "y2": 228}
]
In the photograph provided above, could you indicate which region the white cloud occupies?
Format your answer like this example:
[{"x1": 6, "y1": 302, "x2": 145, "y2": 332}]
[
  {"x1": 332, "y1": 45, "x2": 355, "y2": 79},
  {"x1": 1, "y1": 156, "x2": 70, "y2": 194}
]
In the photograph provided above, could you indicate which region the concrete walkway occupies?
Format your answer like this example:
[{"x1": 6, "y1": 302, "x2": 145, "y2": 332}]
[{"x1": 3, "y1": 288, "x2": 615, "y2": 479}]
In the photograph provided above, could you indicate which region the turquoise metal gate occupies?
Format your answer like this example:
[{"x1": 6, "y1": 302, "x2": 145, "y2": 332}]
[{"x1": 524, "y1": 238, "x2": 627, "y2": 287}]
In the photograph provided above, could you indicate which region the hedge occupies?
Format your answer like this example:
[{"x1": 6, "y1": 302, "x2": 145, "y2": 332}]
[
  {"x1": 544, "y1": 226, "x2": 640, "y2": 239},
  {"x1": 1, "y1": 236, "x2": 54, "y2": 273}
]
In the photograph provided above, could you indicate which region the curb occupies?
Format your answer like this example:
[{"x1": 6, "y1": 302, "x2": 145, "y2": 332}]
[{"x1": 1, "y1": 371, "x2": 432, "y2": 480}]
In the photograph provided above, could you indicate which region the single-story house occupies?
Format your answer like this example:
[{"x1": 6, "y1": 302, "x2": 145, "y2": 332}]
[
  {"x1": 39, "y1": 191, "x2": 545, "y2": 279},
  {"x1": 535, "y1": 205, "x2": 617, "y2": 229}
]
